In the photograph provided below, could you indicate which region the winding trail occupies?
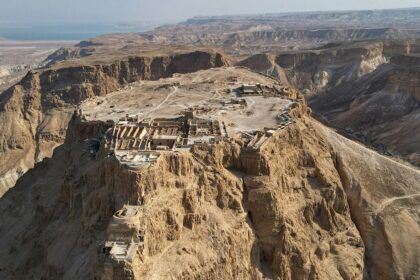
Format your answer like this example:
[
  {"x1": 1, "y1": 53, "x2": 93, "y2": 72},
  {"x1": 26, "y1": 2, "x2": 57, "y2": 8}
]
[
  {"x1": 375, "y1": 193, "x2": 420, "y2": 214},
  {"x1": 146, "y1": 86, "x2": 178, "y2": 116}
]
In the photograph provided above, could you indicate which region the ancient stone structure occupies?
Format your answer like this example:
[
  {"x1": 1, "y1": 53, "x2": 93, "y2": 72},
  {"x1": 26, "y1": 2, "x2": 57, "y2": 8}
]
[
  {"x1": 110, "y1": 111, "x2": 225, "y2": 168},
  {"x1": 237, "y1": 83, "x2": 296, "y2": 97},
  {"x1": 104, "y1": 81, "x2": 299, "y2": 169},
  {"x1": 101, "y1": 205, "x2": 146, "y2": 279},
  {"x1": 0, "y1": 67, "x2": 418, "y2": 280}
]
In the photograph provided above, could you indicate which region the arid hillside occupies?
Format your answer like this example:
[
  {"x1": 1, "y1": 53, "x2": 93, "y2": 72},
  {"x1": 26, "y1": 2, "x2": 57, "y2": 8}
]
[
  {"x1": 0, "y1": 68, "x2": 418, "y2": 279},
  {"x1": 316, "y1": 121, "x2": 420, "y2": 280},
  {"x1": 0, "y1": 46, "x2": 229, "y2": 195},
  {"x1": 34, "y1": 9, "x2": 420, "y2": 168},
  {"x1": 239, "y1": 40, "x2": 420, "y2": 166},
  {"x1": 0, "y1": 40, "x2": 73, "y2": 92},
  {"x1": 0, "y1": 7, "x2": 419, "y2": 280}
]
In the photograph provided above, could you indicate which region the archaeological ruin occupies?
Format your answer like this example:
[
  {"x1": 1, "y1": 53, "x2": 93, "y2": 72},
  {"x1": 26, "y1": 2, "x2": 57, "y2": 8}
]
[
  {"x1": 109, "y1": 111, "x2": 225, "y2": 168},
  {"x1": 101, "y1": 204, "x2": 146, "y2": 279},
  {"x1": 236, "y1": 83, "x2": 295, "y2": 97},
  {"x1": 101, "y1": 83, "x2": 298, "y2": 169}
]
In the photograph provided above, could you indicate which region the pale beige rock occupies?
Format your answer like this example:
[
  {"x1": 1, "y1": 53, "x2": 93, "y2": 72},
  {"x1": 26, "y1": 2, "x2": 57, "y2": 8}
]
[
  {"x1": 0, "y1": 67, "x2": 418, "y2": 280},
  {"x1": 0, "y1": 48, "x2": 230, "y2": 195}
]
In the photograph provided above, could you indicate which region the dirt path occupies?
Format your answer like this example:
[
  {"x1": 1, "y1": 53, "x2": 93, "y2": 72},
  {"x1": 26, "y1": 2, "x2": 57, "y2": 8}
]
[
  {"x1": 146, "y1": 86, "x2": 178, "y2": 116},
  {"x1": 375, "y1": 193, "x2": 420, "y2": 214}
]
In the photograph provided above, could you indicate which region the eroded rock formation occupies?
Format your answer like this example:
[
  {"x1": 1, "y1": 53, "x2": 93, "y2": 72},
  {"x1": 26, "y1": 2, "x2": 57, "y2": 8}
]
[
  {"x1": 0, "y1": 49, "x2": 230, "y2": 195},
  {"x1": 0, "y1": 55, "x2": 418, "y2": 280},
  {"x1": 239, "y1": 40, "x2": 420, "y2": 166},
  {"x1": 0, "y1": 100, "x2": 367, "y2": 279}
]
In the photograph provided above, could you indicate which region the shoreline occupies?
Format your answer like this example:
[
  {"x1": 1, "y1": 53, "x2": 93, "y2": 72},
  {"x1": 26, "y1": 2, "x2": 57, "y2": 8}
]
[{"x1": 0, "y1": 39, "x2": 78, "y2": 45}]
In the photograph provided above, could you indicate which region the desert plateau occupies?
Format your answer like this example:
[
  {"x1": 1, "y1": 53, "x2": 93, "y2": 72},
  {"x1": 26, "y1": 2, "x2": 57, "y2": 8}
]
[{"x1": 0, "y1": 2, "x2": 419, "y2": 280}]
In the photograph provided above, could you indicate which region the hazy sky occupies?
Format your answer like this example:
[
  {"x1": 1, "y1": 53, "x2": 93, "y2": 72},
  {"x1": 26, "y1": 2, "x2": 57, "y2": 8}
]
[{"x1": 1, "y1": 0, "x2": 419, "y2": 25}]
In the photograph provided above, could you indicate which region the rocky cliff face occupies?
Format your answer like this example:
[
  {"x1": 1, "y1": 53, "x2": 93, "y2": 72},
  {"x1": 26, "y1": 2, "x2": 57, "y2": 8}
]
[
  {"x1": 239, "y1": 40, "x2": 420, "y2": 166},
  {"x1": 1, "y1": 101, "x2": 418, "y2": 279},
  {"x1": 240, "y1": 40, "x2": 420, "y2": 95},
  {"x1": 309, "y1": 56, "x2": 420, "y2": 166},
  {"x1": 237, "y1": 54, "x2": 290, "y2": 85},
  {"x1": 43, "y1": 47, "x2": 96, "y2": 67},
  {"x1": 0, "y1": 49, "x2": 230, "y2": 195},
  {"x1": 219, "y1": 28, "x2": 409, "y2": 54},
  {"x1": 0, "y1": 104, "x2": 363, "y2": 279},
  {"x1": 273, "y1": 41, "x2": 387, "y2": 94},
  {"x1": 0, "y1": 66, "x2": 418, "y2": 279},
  {"x1": 316, "y1": 122, "x2": 420, "y2": 280}
]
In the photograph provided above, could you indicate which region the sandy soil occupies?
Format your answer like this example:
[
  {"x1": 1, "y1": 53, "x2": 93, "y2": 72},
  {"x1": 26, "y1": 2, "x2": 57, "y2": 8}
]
[{"x1": 81, "y1": 67, "x2": 293, "y2": 134}]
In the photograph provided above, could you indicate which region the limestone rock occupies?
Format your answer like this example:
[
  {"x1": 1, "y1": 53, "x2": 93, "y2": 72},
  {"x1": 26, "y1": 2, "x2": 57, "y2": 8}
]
[{"x1": 0, "y1": 48, "x2": 230, "y2": 195}]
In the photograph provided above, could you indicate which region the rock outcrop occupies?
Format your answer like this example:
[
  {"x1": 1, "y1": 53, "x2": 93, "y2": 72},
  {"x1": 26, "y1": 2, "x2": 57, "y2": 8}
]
[
  {"x1": 316, "y1": 122, "x2": 420, "y2": 280},
  {"x1": 0, "y1": 68, "x2": 418, "y2": 279},
  {"x1": 0, "y1": 104, "x2": 363, "y2": 279},
  {"x1": 240, "y1": 40, "x2": 420, "y2": 166},
  {"x1": 0, "y1": 48, "x2": 230, "y2": 195},
  {"x1": 241, "y1": 41, "x2": 388, "y2": 95},
  {"x1": 237, "y1": 53, "x2": 290, "y2": 85},
  {"x1": 309, "y1": 54, "x2": 420, "y2": 166}
]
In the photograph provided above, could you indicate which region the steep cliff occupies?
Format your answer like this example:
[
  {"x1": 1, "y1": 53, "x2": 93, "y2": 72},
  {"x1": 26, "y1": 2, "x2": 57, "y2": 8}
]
[
  {"x1": 237, "y1": 53, "x2": 290, "y2": 85},
  {"x1": 240, "y1": 40, "x2": 420, "y2": 94},
  {"x1": 0, "y1": 104, "x2": 418, "y2": 279},
  {"x1": 0, "y1": 67, "x2": 418, "y2": 279},
  {"x1": 239, "y1": 40, "x2": 420, "y2": 166},
  {"x1": 273, "y1": 41, "x2": 387, "y2": 94},
  {"x1": 0, "y1": 107, "x2": 364, "y2": 279},
  {"x1": 0, "y1": 49, "x2": 230, "y2": 195},
  {"x1": 309, "y1": 55, "x2": 420, "y2": 166},
  {"x1": 316, "y1": 122, "x2": 420, "y2": 280}
]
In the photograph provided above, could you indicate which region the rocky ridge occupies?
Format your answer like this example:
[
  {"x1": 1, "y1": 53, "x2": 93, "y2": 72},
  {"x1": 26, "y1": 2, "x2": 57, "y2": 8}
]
[
  {"x1": 0, "y1": 84, "x2": 364, "y2": 279},
  {"x1": 239, "y1": 40, "x2": 420, "y2": 166},
  {"x1": 0, "y1": 68, "x2": 418, "y2": 280},
  {"x1": 0, "y1": 48, "x2": 229, "y2": 195},
  {"x1": 0, "y1": 8, "x2": 419, "y2": 279}
]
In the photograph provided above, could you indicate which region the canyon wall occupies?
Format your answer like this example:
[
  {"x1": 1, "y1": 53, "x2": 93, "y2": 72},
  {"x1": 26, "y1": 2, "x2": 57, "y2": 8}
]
[
  {"x1": 240, "y1": 40, "x2": 420, "y2": 94},
  {"x1": 308, "y1": 57, "x2": 420, "y2": 166},
  {"x1": 239, "y1": 40, "x2": 420, "y2": 166}
]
